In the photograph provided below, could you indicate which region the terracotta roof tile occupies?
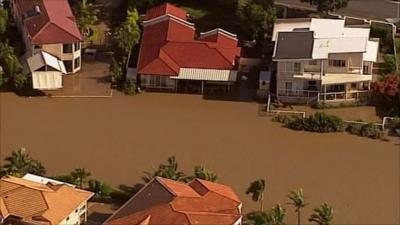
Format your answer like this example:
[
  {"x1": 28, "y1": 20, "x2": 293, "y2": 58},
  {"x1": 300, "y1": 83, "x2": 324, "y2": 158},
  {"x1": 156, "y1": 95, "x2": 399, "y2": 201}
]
[
  {"x1": 105, "y1": 177, "x2": 241, "y2": 225},
  {"x1": 0, "y1": 176, "x2": 93, "y2": 225},
  {"x1": 137, "y1": 4, "x2": 241, "y2": 76},
  {"x1": 14, "y1": 0, "x2": 82, "y2": 44}
]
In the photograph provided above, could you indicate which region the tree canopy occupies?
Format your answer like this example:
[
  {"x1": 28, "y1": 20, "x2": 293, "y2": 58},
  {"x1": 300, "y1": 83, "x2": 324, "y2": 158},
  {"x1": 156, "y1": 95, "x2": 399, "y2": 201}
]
[
  {"x1": 1, "y1": 148, "x2": 46, "y2": 177},
  {"x1": 73, "y1": 0, "x2": 98, "y2": 40},
  {"x1": 239, "y1": 0, "x2": 276, "y2": 41},
  {"x1": 308, "y1": 203, "x2": 334, "y2": 225},
  {"x1": 300, "y1": 0, "x2": 351, "y2": 14},
  {"x1": 0, "y1": 8, "x2": 8, "y2": 34},
  {"x1": 246, "y1": 179, "x2": 266, "y2": 211}
]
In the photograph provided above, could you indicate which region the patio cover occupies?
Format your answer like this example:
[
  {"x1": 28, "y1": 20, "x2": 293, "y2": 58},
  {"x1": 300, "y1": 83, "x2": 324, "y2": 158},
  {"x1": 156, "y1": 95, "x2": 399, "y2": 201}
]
[
  {"x1": 321, "y1": 73, "x2": 372, "y2": 85},
  {"x1": 27, "y1": 51, "x2": 67, "y2": 74},
  {"x1": 171, "y1": 68, "x2": 238, "y2": 82}
]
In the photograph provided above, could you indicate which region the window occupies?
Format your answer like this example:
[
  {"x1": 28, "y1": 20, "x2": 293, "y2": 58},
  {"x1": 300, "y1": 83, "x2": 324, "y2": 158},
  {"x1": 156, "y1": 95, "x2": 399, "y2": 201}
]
[
  {"x1": 329, "y1": 60, "x2": 346, "y2": 67},
  {"x1": 308, "y1": 80, "x2": 317, "y2": 90},
  {"x1": 63, "y1": 60, "x2": 73, "y2": 73},
  {"x1": 293, "y1": 63, "x2": 301, "y2": 73},
  {"x1": 74, "y1": 57, "x2": 81, "y2": 69},
  {"x1": 309, "y1": 60, "x2": 318, "y2": 65},
  {"x1": 34, "y1": 45, "x2": 42, "y2": 49},
  {"x1": 285, "y1": 82, "x2": 292, "y2": 93},
  {"x1": 363, "y1": 65, "x2": 370, "y2": 74},
  {"x1": 63, "y1": 44, "x2": 73, "y2": 53},
  {"x1": 149, "y1": 76, "x2": 168, "y2": 87},
  {"x1": 74, "y1": 42, "x2": 81, "y2": 51},
  {"x1": 351, "y1": 83, "x2": 357, "y2": 89}
]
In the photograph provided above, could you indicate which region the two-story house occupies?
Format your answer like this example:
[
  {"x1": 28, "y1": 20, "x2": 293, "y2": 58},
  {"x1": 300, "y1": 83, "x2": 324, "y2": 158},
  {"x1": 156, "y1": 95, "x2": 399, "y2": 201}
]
[
  {"x1": 103, "y1": 177, "x2": 242, "y2": 225},
  {"x1": 272, "y1": 18, "x2": 379, "y2": 105},
  {"x1": 0, "y1": 174, "x2": 93, "y2": 225},
  {"x1": 11, "y1": 0, "x2": 82, "y2": 90}
]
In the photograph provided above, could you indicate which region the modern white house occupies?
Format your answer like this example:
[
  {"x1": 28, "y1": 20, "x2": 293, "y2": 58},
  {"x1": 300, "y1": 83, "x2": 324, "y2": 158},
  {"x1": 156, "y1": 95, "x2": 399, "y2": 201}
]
[
  {"x1": 272, "y1": 18, "x2": 379, "y2": 105},
  {"x1": 0, "y1": 175, "x2": 93, "y2": 225}
]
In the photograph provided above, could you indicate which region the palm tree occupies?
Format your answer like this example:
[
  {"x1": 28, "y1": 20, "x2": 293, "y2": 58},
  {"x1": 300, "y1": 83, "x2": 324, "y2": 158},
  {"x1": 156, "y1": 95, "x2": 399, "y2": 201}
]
[
  {"x1": 246, "y1": 179, "x2": 266, "y2": 211},
  {"x1": 142, "y1": 156, "x2": 187, "y2": 183},
  {"x1": 1, "y1": 148, "x2": 46, "y2": 177},
  {"x1": 88, "y1": 179, "x2": 113, "y2": 201},
  {"x1": 244, "y1": 211, "x2": 269, "y2": 225},
  {"x1": 268, "y1": 204, "x2": 286, "y2": 225},
  {"x1": 193, "y1": 166, "x2": 218, "y2": 182},
  {"x1": 309, "y1": 203, "x2": 334, "y2": 225},
  {"x1": 286, "y1": 188, "x2": 307, "y2": 225},
  {"x1": 70, "y1": 168, "x2": 91, "y2": 188}
]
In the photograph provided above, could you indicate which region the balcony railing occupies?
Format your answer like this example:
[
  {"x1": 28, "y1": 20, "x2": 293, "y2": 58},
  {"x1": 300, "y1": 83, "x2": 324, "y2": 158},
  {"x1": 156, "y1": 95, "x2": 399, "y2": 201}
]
[{"x1": 317, "y1": 90, "x2": 369, "y2": 102}]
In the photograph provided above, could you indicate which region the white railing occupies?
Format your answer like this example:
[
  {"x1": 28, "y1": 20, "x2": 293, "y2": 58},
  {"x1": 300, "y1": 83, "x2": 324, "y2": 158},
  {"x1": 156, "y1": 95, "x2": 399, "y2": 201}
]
[
  {"x1": 318, "y1": 90, "x2": 369, "y2": 102},
  {"x1": 277, "y1": 89, "x2": 319, "y2": 98}
]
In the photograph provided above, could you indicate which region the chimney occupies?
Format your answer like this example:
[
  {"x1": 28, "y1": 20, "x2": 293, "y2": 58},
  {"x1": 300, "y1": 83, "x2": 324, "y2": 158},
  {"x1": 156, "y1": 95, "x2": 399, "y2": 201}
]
[{"x1": 35, "y1": 5, "x2": 41, "y2": 14}]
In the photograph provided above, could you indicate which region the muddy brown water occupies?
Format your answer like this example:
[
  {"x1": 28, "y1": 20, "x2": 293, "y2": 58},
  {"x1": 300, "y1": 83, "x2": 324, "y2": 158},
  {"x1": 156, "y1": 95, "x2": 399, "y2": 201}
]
[{"x1": 0, "y1": 92, "x2": 399, "y2": 225}]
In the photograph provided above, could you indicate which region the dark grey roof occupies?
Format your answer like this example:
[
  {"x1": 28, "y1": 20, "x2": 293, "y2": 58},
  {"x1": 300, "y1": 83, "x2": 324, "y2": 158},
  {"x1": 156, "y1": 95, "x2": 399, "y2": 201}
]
[{"x1": 274, "y1": 31, "x2": 314, "y2": 60}]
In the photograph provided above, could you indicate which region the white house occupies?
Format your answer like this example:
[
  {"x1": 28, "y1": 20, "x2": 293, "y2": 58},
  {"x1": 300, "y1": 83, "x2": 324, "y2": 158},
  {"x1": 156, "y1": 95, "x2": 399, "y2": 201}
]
[{"x1": 272, "y1": 18, "x2": 379, "y2": 105}]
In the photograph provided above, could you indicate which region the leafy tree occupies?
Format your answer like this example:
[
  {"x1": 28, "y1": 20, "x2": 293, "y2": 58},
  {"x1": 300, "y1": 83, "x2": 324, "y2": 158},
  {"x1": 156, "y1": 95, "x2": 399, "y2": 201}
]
[
  {"x1": 287, "y1": 189, "x2": 307, "y2": 225},
  {"x1": 0, "y1": 42, "x2": 23, "y2": 83},
  {"x1": 114, "y1": 8, "x2": 141, "y2": 69},
  {"x1": 239, "y1": 0, "x2": 276, "y2": 41},
  {"x1": 88, "y1": 179, "x2": 113, "y2": 201},
  {"x1": 52, "y1": 174, "x2": 76, "y2": 184},
  {"x1": 308, "y1": 203, "x2": 334, "y2": 225},
  {"x1": 193, "y1": 166, "x2": 218, "y2": 182},
  {"x1": 13, "y1": 73, "x2": 27, "y2": 90},
  {"x1": 0, "y1": 8, "x2": 8, "y2": 34},
  {"x1": 380, "y1": 55, "x2": 397, "y2": 75},
  {"x1": 142, "y1": 156, "x2": 188, "y2": 183},
  {"x1": 300, "y1": 0, "x2": 351, "y2": 14},
  {"x1": 373, "y1": 74, "x2": 400, "y2": 98},
  {"x1": 245, "y1": 211, "x2": 269, "y2": 225},
  {"x1": 74, "y1": 0, "x2": 98, "y2": 40},
  {"x1": 110, "y1": 58, "x2": 124, "y2": 83},
  {"x1": 1, "y1": 148, "x2": 46, "y2": 177},
  {"x1": 70, "y1": 168, "x2": 92, "y2": 188},
  {"x1": 246, "y1": 179, "x2": 266, "y2": 211}
]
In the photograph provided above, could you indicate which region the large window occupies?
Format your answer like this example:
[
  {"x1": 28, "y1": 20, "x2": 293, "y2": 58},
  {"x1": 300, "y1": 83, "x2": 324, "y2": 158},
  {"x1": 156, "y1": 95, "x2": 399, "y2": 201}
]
[
  {"x1": 74, "y1": 42, "x2": 81, "y2": 51},
  {"x1": 63, "y1": 44, "x2": 73, "y2": 53},
  {"x1": 63, "y1": 60, "x2": 73, "y2": 73},
  {"x1": 293, "y1": 63, "x2": 301, "y2": 73},
  {"x1": 329, "y1": 60, "x2": 346, "y2": 67},
  {"x1": 149, "y1": 76, "x2": 168, "y2": 87},
  {"x1": 74, "y1": 57, "x2": 81, "y2": 69}
]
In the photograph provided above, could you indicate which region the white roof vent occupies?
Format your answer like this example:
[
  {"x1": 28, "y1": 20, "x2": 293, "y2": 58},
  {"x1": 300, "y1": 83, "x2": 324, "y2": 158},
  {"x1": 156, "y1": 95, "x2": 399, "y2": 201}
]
[{"x1": 35, "y1": 5, "x2": 41, "y2": 14}]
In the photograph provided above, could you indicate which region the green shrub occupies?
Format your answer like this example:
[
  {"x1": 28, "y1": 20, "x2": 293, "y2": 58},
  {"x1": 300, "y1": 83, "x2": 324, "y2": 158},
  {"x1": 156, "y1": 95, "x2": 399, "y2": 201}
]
[
  {"x1": 88, "y1": 179, "x2": 113, "y2": 203},
  {"x1": 272, "y1": 114, "x2": 295, "y2": 124},
  {"x1": 123, "y1": 80, "x2": 136, "y2": 95},
  {"x1": 346, "y1": 122, "x2": 384, "y2": 139},
  {"x1": 13, "y1": 73, "x2": 27, "y2": 90},
  {"x1": 274, "y1": 112, "x2": 343, "y2": 133}
]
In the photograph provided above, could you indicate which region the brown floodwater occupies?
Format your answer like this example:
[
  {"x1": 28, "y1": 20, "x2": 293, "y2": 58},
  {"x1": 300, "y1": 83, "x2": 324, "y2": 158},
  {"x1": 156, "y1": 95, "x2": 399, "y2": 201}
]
[{"x1": 0, "y1": 92, "x2": 399, "y2": 225}]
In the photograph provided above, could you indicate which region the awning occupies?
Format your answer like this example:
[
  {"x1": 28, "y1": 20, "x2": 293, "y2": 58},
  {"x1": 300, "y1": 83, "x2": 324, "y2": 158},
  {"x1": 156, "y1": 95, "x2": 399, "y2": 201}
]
[
  {"x1": 322, "y1": 73, "x2": 372, "y2": 85},
  {"x1": 32, "y1": 71, "x2": 62, "y2": 90},
  {"x1": 171, "y1": 68, "x2": 238, "y2": 82},
  {"x1": 294, "y1": 73, "x2": 322, "y2": 80},
  {"x1": 27, "y1": 51, "x2": 67, "y2": 74}
]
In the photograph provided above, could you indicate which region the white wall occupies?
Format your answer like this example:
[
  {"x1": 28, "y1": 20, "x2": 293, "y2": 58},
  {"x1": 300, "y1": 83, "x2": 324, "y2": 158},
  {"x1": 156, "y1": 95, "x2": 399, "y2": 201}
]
[{"x1": 58, "y1": 202, "x2": 88, "y2": 225}]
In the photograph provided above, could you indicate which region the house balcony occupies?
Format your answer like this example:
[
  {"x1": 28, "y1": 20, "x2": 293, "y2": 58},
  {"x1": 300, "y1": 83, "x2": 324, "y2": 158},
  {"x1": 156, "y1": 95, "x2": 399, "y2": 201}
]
[{"x1": 293, "y1": 73, "x2": 372, "y2": 85}]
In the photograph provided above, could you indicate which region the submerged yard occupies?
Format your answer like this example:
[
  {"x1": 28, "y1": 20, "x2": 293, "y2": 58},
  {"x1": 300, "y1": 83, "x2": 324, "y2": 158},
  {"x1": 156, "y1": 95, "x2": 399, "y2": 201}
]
[{"x1": 0, "y1": 92, "x2": 399, "y2": 225}]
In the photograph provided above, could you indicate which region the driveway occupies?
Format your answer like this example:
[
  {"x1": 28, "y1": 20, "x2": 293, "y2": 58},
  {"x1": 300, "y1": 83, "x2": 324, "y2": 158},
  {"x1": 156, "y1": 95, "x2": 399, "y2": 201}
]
[{"x1": 275, "y1": 0, "x2": 398, "y2": 21}]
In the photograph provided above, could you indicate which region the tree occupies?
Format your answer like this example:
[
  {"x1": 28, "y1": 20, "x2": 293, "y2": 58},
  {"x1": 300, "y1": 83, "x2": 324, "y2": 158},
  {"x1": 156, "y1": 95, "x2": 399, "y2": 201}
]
[
  {"x1": 300, "y1": 0, "x2": 351, "y2": 14},
  {"x1": 246, "y1": 179, "x2": 266, "y2": 211},
  {"x1": 287, "y1": 189, "x2": 307, "y2": 225},
  {"x1": 373, "y1": 74, "x2": 400, "y2": 98},
  {"x1": 244, "y1": 204, "x2": 286, "y2": 225},
  {"x1": 309, "y1": 203, "x2": 334, "y2": 225},
  {"x1": 1, "y1": 148, "x2": 46, "y2": 177},
  {"x1": 0, "y1": 8, "x2": 8, "y2": 34},
  {"x1": 142, "y1": 156, "x2": 188, "y2": 183},
  {"x1": 88, "y1": 179, "x2": 113, "y2": 201},
  {"x1": 239, "y1": 0, "x2": 276, "y2": 41},
  {"x1": 70, "y1": 168, "x2": 92, "y2": 188},
  {"x1": 74, "y1": 0, "x2": 98, "y2": 40},
  {"x1": 268, "y1": 204, "x2": 286, "y2": 225},
  {"x1": 114, "y1": 8, "x2": 141, "y2": 69},
  {"x1": 380, "y1": 55, "x2": 397, "y2": 75},
  {"x1": 193, "y1": 166, "x2": 218, "y2": 182},
  {"x1": 0, "y1": 42, "x2": 24, "y2": 89}
]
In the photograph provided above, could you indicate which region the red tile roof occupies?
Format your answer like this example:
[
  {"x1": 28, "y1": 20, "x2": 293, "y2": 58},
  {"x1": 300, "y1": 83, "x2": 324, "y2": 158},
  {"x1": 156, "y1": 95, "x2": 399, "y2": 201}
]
[
  {"x1": 105, "y1": 177, "x2": 242, "y2": 225},
  {"x1": 14, "y1": 0, "x2": 82, "y2": 45},
  {"x1": 137, "y1": 3, "x2": 241, "y2": 76}
]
